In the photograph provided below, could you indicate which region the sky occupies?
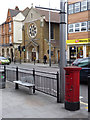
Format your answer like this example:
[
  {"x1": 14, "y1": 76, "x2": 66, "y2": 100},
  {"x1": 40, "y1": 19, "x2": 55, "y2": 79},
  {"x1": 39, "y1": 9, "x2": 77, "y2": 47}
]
[{"x1": 0, "y1": 0, "x2": 61, "y2": 24}]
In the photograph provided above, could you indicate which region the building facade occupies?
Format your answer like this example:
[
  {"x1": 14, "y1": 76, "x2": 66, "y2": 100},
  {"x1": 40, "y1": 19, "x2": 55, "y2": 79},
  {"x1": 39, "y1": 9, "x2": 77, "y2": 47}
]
[
  {"x1": 0, "y1": 6, "x2": 29, "y2": 61},
  {"x1": 67, "y1": 0, "x2": 90, "y2": 60},
  {"x1": 0, "y1": 6, "x2": 60, "y2": 63},
  {"x1": 21, "y1": 7, "x2": 60, "y2": 63}
]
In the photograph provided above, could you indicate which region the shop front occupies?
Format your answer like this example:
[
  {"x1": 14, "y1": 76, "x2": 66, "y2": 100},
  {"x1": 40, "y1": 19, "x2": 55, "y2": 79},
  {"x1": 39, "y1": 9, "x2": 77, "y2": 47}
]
[{"x1": 66, "y1": 38, "x2": 90, "y2": 60}]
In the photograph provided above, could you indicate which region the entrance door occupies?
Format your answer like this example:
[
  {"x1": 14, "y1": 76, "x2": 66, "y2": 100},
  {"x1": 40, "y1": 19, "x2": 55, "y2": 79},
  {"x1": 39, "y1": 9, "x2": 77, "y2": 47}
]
[{"x1": 32, "y1": 52, "x2": 36, "y2": 61}]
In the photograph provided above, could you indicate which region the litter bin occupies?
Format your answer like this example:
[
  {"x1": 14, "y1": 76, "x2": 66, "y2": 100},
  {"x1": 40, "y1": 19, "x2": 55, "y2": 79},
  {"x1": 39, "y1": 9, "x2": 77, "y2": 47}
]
[
  {"x1": 64, "y1": 66, "x2": 82, "y2": 111},
  {"x1": 0, "y1": 70, "x2": 6, "y2": 89}
]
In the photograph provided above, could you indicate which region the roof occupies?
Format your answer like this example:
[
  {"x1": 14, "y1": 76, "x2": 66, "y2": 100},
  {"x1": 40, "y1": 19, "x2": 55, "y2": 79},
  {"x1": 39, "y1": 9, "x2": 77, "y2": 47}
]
[
  {"x1": 9, "y1": 9, "x2": 20, "y2": 17},
  {"x1": 9, "y1": 7, "x2": 30, "y2": 18},
  {"x1": 22, "y1": 7, "x2": 30, "y2": 18},
  {"x1": 35, "y1": 8, "x2": 60, "y2": 23}
]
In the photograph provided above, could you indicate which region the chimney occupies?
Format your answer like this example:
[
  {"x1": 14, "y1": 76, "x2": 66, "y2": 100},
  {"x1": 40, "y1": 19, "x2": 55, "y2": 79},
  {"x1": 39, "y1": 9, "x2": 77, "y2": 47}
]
[{"x1": 15, "y1": 6, "x2": 19, "y2": 10}]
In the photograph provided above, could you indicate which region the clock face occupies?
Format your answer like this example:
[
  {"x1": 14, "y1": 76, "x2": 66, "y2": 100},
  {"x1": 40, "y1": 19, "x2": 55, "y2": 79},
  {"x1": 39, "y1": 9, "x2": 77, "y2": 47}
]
[{"x1": 28, "y1": 23, "x2": 37, "y2": 38}]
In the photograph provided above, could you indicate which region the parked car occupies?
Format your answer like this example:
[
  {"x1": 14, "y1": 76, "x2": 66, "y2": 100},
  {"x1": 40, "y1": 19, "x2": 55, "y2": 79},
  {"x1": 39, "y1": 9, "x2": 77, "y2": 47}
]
[
  {"x1": 72, "y1": 57, "x2": 90, "y2": 83},
  {"x1": 72, "y1": 58, "x2": 84, "y2": 66},
  {"x1": 0, "y1": 56, "x2": 10, "y2": 65}
]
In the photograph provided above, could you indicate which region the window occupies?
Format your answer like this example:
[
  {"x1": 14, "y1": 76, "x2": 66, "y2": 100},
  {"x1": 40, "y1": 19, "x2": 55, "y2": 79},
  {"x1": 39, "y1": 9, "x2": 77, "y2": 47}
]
[
  {"x1": 28, "y1": 23, "x2": 37, "y2": 38},
  {"x1": 51, "y1": 24, "x2": 54, "y2": 39},
  {"x1": 88, "y1": 0, "x2": 90, "y2": 9},
  {"x1": 88, "y1": 21, "x2": 90, "y2": 31},
  {"x1": 9, "y1": 35, "x2": 12, "y2": 43},
  {"x1": 81, "y1": 0, "x2": 87, "y2": 11},
  {"x1": 68, "y1": 24, "x2": 74, "y2": 33},
  {"x1": 3, "y1": 26, "x2": 5, "y2": 34},
  {"x1": 3, "y1": 37, "x2": 5, "y2": 44},
  {"x1": 68, "y1": 21, "x2": 88, "y2": 33},
  {"x1": 75, "y1": 23, "x2": 80, "y2": 32},
  {"x1": 74, "y1": 2, "x2": 80, "y2": 13},
  {"x1": 81, "y1": 22, "x2": 87, "y2": 31},
  {"x1": 68, "y1": 4, "x2": 73, "y2": 14},
  {"x1": 9, "y1": 22, "x2": 11, "y2": 32}
]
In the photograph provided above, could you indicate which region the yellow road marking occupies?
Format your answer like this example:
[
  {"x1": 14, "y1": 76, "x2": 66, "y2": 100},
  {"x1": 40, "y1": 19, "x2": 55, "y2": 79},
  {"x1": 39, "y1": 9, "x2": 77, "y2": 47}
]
[{"x1": 85, "y1": 107, "x2": 88, "y2": 110}]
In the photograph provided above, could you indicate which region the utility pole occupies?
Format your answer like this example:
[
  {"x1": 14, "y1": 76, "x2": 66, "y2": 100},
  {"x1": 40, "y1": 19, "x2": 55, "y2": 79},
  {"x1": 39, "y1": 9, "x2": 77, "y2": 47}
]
[
  {"x1": 35, "y1": 6, "x2": 60, "y2": 65},
  {"x1": 49, "y1": 0, "x2": 51, "y2": 67},
  {"x1": 59, "y1": 0, "x2": 66, "y2": 103}
]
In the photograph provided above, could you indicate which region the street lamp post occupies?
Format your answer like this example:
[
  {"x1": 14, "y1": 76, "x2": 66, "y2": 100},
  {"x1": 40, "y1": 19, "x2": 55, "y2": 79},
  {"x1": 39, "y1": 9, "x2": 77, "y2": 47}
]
[
  {"x1": 59, "y1": 0, "x2": 67, "y2": 103},
  {"x1": 49, "y1": 0, "x2": 51, "y2": 67}
]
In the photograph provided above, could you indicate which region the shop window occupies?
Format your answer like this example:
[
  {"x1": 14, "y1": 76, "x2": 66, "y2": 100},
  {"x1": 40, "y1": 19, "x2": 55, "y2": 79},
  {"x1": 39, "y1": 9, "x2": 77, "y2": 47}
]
[
  {"x1": 74, "y1": 2, "x2": 80, "y2": 13},
  {"x1": 81, "y1": 22, "x2": 87, "y2": 32},
  {"x1": 68, "y1": 24, "x2": 74, "y2": 33},
  {"x1": 75, "y1": 23, "x2": 80, "y2": 32},
  {"x1": 86, "y1": 46, "x2": 90, "y2": 57},
  {"x1": 68, "y1": 4, "x2": 73, "y2": 14},
  {"x1": 88, "y1": 21, "x2": 90, "y2": 31},
  {"x1": 81, "y1": 0, "x2": 87, "y2": 11},
  {"x1": 77, "y1": 46, "x2": 83, "y2": 58},
  {"x1": 88, "y1": 0, "x2": 90, "y2": 9},
  {"x1": 70, "y1": 46, "x2": 76, "y2": 59}
]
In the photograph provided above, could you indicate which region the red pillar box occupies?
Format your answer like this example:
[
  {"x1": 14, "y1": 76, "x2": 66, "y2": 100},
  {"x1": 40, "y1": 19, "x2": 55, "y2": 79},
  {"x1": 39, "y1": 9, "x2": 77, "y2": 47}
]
[{"x1": 64, "y1": 66, "x2": 82, "y2": 111}]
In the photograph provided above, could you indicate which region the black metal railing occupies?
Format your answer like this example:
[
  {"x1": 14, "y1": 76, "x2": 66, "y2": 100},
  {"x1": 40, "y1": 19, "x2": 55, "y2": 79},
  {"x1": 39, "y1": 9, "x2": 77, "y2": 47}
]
[{"x1": 5, "y1": 66, "x2": 59, "y2": 98}]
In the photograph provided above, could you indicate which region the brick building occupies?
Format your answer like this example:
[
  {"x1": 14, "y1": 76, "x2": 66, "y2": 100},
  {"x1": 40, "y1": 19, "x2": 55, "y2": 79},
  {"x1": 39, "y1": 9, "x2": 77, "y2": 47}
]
[
  {"x1": 67, "y1": 0, "x2": 90, "y2": 60},
  {"x1": 0, "y1": 6, "x2": 29, "y2": 61}
]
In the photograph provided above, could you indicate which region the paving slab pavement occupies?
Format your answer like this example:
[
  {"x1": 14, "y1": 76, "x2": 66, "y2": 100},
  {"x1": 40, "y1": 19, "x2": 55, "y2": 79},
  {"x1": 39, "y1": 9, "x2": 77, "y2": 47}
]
[{"x1": 1, "y1": 81, "x2": 89, "y2": 118}]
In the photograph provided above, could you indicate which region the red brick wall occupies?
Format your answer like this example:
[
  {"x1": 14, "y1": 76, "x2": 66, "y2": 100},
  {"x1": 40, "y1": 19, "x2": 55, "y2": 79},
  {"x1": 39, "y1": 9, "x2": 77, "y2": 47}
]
[
  {"x1": 68, "y1": 11, "x2": 88, "y2": 24},
  {"x1": 1, "y1": 9, "x2": 13, "y2": 45},
  {"x1": 68, "y1": 0, "x2": 83, "y2": 4},
  {"x1": 68, "y1": 0, "x2": 89, "y2": 40},
  {"x1": 68, "y1": 32, "x2": 89, "y2": 40}
]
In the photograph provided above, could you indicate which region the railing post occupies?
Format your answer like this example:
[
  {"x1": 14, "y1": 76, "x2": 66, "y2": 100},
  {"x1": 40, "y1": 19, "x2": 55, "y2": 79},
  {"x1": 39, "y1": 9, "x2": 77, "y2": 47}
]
[
  {"x1": 15, "y1": 67, "x2": 19, "y2": 89},
  {"x1": 57, "y1": 71, "x2": 60, "y2": 103},
  {"x1": 33, "y1": 68, "x2": 35, "y2": 93},
  {"x1": 4, "y1": 66, "x2": 6, "y2": 82},
  {"x1": 88, "y1": 75, "x2": 90, "y2": 112}
]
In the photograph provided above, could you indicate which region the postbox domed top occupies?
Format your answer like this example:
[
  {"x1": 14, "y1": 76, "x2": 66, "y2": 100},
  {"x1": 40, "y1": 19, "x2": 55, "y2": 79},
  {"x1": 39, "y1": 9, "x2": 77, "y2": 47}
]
[{"x1": 64, "y1": 66, "x2": 82, "y2": 71}]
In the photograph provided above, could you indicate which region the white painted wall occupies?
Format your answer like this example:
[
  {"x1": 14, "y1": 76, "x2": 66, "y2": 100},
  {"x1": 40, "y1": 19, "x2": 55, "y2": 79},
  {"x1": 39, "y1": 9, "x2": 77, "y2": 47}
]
[{"x1": 13, "y1": 12, "x2": 25, "y2": 44}]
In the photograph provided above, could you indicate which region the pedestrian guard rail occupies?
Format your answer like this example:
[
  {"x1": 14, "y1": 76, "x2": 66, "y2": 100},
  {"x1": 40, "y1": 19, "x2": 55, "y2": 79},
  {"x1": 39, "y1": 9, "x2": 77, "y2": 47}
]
[{"x1": 5, "y1": 66, "x2": 59, "y2": 98}]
